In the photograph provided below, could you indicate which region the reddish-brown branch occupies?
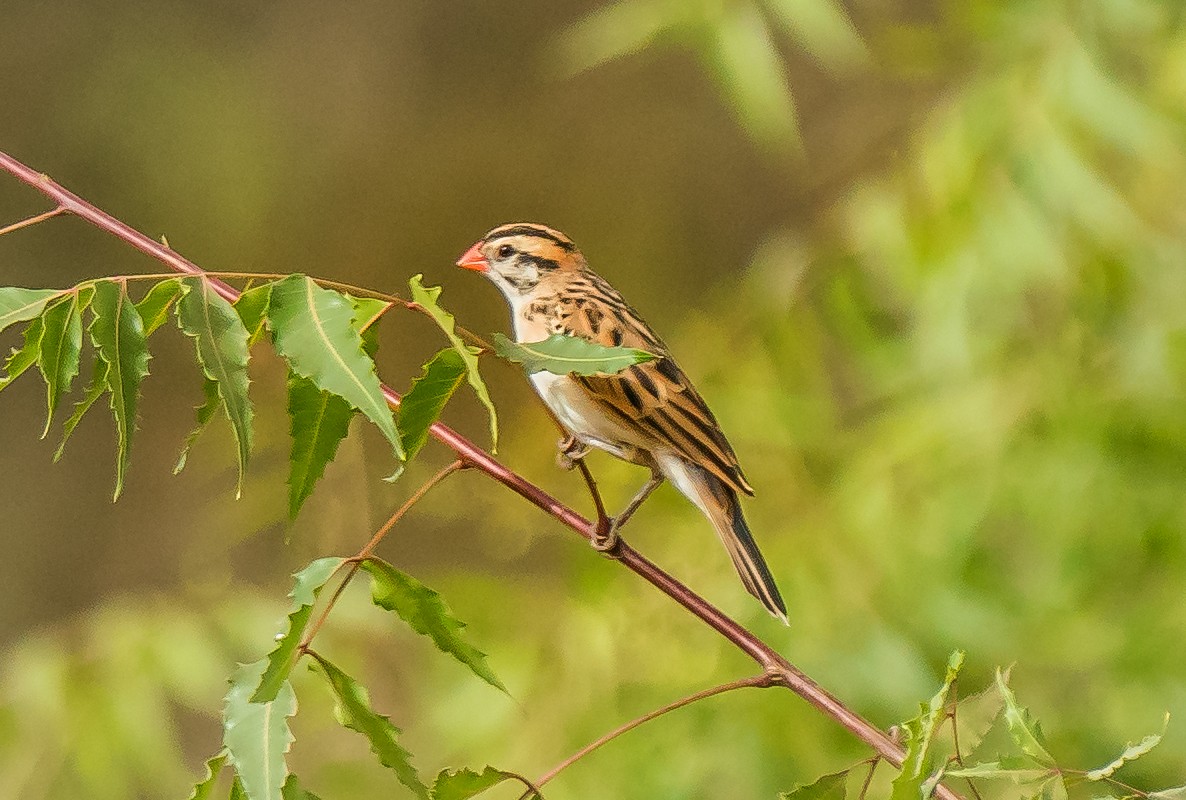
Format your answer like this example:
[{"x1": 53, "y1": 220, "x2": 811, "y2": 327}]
[{"x1": 0, "y1": 149, "x2": 961, "y2": 800}]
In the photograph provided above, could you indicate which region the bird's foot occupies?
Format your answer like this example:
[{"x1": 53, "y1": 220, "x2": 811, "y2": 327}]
[
  {"x1": 590, "y1": 515, "x2": 620, "y2": 553},
  {"x1": 556, "y1": 436, "x2": 591, "y2": 471}
]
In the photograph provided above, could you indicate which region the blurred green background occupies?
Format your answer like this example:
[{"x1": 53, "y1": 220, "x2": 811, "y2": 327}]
[{"x1": 2, "y1": 1, "x2": 1185, "y2": 798}]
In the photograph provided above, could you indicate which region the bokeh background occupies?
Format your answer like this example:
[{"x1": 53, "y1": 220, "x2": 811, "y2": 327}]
[{"x1": 2, "y1": 1, "x2": 1185, "y2": 798}]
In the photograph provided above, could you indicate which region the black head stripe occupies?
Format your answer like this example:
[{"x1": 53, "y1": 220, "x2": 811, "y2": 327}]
[
  {"x1": 519, "y1": 253, "x2": 560, "y2": 271},
  {"x1": 486, "y1": 224, "x2": 576, "y2": 252}
]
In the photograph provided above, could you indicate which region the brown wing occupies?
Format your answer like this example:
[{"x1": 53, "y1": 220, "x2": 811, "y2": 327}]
[{"x1": 555, "y1": 272, "x2": 754, "y2": 496}]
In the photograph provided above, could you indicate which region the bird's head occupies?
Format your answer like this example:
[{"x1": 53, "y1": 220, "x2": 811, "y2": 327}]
[{"x1": 456, "y1": 222, "x2": 586, "y2": 297}]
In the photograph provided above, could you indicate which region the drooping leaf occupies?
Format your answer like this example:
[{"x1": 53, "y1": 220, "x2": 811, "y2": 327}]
[
  {"x1": 431, "y1": 766, "x2": 533, "y2": 800},
  {"x1": 37, "y1": 294, "x2": 83, "y2": 437},
  {"x1": 251, "y1": 557, "x2": 344, "y2": 703},
  {"x1": 187, "y1": 751, "x2": 229, "y2": 800},
  {"x1": 90, "y1": 279, "x2": 150, "y2": 500},
  {"x1": 361, "y1": 557, "x2": 505, "y2": 693},
  {"x1": 236, "y1": 283, "x2": 273, "y2": 346},
  {"x1": 222, "y1": 659, "x2": 297, "y2": 800},
  {"x1": 996, "y1": 668, "x2": 1054, "y2": 764},
  {"x1": 308, "y1": 654, "x2": 428, "y2": 799},
  {"x1": 1086, "y1": 717, "x2": 1167, "y2": 780},
  {"x1": 285, "y1": 374, "x2": 356, "y2": 519},
  {"x1": 135, "y1": 278, "x2": 182, "y2": 335},
  {"x1": 409, "y1": 275, "x2": 497, "y2": 450},
  {"x1": 281, "y1": 774, "x2": 323, "y2": 800},
  {"x1": 398, "y1": 349, "x2": 466, "y2": 462},
  {"x1": 176, "y1": 276, "x2": 254, "y2": 496},
  {"x1": 175, "y1": 378, "x2": 222, "y2": 474},
  {"x1": 53, "y1": 359, "x2": 108, "y2": 461},
  {"x1": 890, "y1": 650, "x2": 964, "y2": 800},
  {"x1": 491, "y1": 332, "x2": 656, "y2": 376},
  {"x1": 778, "y1": 769, "x2": 850, "y2": 800},
  {"x1": 267, "y1": 275, "x2": 402, "y2": 464},
  {"x1": 0, "y1": 315, "x2": 44, "y2": 391},
  {"x1": 0, "y1": 287, "x2": 60, "y2": 334}
]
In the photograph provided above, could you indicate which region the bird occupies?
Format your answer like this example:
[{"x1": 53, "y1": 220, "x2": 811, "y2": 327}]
[{"x1": 456, "y1": 222, "x2": 787, "y2": 623}]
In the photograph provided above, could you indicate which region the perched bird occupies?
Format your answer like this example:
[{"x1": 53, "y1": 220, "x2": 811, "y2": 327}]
[{"x1": 456, "y1": 222, "x2": 787, "y2": 623}]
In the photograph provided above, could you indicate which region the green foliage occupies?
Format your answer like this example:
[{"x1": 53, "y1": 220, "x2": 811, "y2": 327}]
[
  {"x1": 491, "y1": 332, "x2": 656, "y2": 376},
  {"x1": 223, "y1": 660, "x2": 297, "y2": 800},
  {"x1": 0, "y1": 286, "x2": 60, "y2": 333},
  {"x1": 187, "y1": 752, "x2": 228, "y2": 800},
  {"x1": 285, "y1": 375, "x2": 356, "y2": 517},
  {"x1": 176, "y1": 276, "x2": 253, "y2": 496},
  {"x1": 267, "y1": 274, "x2": 403, "y2": 466},
  {"x1": 430, "y1": 766, "x2": 533, "y2": 800},
  {"x1": 409, "y1": 274, "x2": 497, "y2": 451},
  {"x1": 175, "y1": 377, "x2": 222, "y2": 474},
  {"x1": 778, "y1": 770, "x2": 849, "y2": 800},
  {"x1": 0, "y1": 311, "x2": 42, "y2": 389},
  {"x1": 135, "y1": 278, "x2": 181, "y2": 335},
  {"x1": 308, "y1": 654, "x2": 429, "y2": 799},
  {"x1": 89, "y1": 280, "x2": 150, "y2": 500},
  {"x1": 35, "y1": 293, "x2": 83, "y2": 436},
  {"x1": 890, "y1": 650, "x2": 964, "y2": 800},
  {"x1": 397, "y1": 348, "x2": 467, "y2": 462},
  {"x1": 361, "y1": 557, "x2": 506, "y2": 693},
  {"x1": 1086, "y1": 722, "x2": 1166, "y2": 780},
  {"x1": 280, "y1": 774, "x2": 322, "y2": 800},
  {"x1": 251, "y1": 557, "x2": 344, "y2": 704}
]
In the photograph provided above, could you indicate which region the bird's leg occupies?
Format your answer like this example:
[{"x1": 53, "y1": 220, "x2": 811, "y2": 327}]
[
  {"x1": 556, "y1": 435, "x2": 591, "y2": 471},
  {"x1": 592, "y1": 470, "x2": 664, "y2": 552}
]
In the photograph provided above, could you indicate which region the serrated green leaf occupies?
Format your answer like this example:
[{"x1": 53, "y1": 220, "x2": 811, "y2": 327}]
[
  {"x1": 37, "y1": 294, "x2": 83, "y2": 437},
  {"x1": 236, "y1": 283, "x2": 273, "y2": 346},
  {"x1": 229, "y1": 776, "x2": 247, "y2": 800},
  {"x1": 431, "y1": 766, "x2": 532, "y2": 800},
  {"x1": 1086, "y1": 723, "x2": 1166, "y2": 780},
  {"x1": 54, "y1": 358, "x2": 108, "y2": 461},
  {"x1": 177, "y1": 276, "x2": 254, "y2": 496},
  {"x1": 890, "y1": 651, "x2": 964, "y2": 800},
  {"x1": 285, "y1": 374, "x2": 355, "y2": 518},
  {"x1": 281, "y1": 774, "x2": 322, "y2": 800},
  {"x1": 362, "y1": 557, "x2": 506, "y2": 693},
  {"x1": 778, "y1": 769, "x2": 849, "y2": 800},
  {"x1": 944, "y1": 761, "x2": 1049, "y2": 782},
  {"x1": 308, "y1": 654, "x2": 428, "y2": 799},
  {"x1": 996, "y1": 668, "x2": 1054, "y2": 765},
  {"x1": 398, "y1": 349, "x2": 466, "y2": 462},
  {"x1": 268, "y1": 275, "x2": 402, "y2": 465},
  {"x1": 222, "y1": 659, "x2": 296, "y2": 800},
  {"x1": 90, "y1": 280, "x2": 150, "y2": 500},
  {"x1": 492, "y1": 332, "x2": 657, "y2": 376},
  {"x1": 136, "y1": 278, "x2": 182, "y2": 335},
  {"x1": 0, "y1": 287, "x2": 60, "y2": 334},
  {"x1": 350, "y1": 296, "x2": 392, "y2": 333},
  {"x1": 409, "y1": 275, "x2": 497, "y2": 450},
  {"x1": 0, "y1": 315, "x2": 44, "y2": 391},
  {"x1": 175, "y1": 378, "x2": 222, "y2": 474},
  {"x1": 954, "y1": 667, "x2": 1008, "y2": 756},
  {"x1": 188, "y1": 751, "x2": 229, "y2": 800},
  {"x1": 251, "y1": 557, "x2": 344, "y2": 703}
]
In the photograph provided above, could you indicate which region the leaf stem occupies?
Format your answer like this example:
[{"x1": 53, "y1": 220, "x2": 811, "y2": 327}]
[
  {"x1": 296, "y1": 459, "x2": 466, "y2": 655},
  {"x1": 0, "y1": 205, "x2": 67, "y2": 237},
  {"x1": 526, "y1": 673, "x2": 774, "y2": 795}
]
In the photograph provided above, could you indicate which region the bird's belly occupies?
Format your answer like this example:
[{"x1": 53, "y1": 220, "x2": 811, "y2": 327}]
[{"x1": 529, "y1": 371, "x2": 642, "y2": 460}]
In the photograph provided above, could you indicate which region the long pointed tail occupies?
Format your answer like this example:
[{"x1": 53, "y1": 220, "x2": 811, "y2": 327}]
[{"x1": 659, "y1": 455, "x2": 788, "y2": 623}]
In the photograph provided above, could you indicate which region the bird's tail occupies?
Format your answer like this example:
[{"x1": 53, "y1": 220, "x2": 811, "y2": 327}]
[{"x1": 659, "y1": 455, "x2": 788, "y2": 624}]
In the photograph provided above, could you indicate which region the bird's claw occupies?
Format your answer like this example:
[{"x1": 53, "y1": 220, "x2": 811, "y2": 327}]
[
  {"x1": 556, "y1": 436, "x2": 590, "y2": 471},
  {"x1": 591, "y1": 516, "x2": 620, "y2": 553}
]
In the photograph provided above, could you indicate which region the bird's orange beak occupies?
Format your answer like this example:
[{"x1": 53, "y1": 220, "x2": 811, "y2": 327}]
[{"x1": 456, "y1": 241, "x2": 489, "y2": 272}]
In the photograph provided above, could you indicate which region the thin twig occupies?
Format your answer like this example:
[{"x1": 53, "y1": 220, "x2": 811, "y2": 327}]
[
  {"x1": 525, "y1": 673, "x2": 775, "y2": 796},
  {"x1": 857, "y1": 756, "x2": 881, "y2": 800},
  {"x1": 0, "y1": 150, "x2": 965, "y2": 800},
  {"x1": 948, "y1": 682, "x2": 985, "y2": 800},
  {"x1": 297, "y1": 459, "x2": 466, "y2": 653},
  {"x1": 0, "y1": 205, "x2": 66, "y2": 237}
]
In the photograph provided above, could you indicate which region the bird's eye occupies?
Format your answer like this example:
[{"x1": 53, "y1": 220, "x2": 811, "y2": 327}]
[{"x1": 497, "y1": 244, "x2": 514, "y2": 259}]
